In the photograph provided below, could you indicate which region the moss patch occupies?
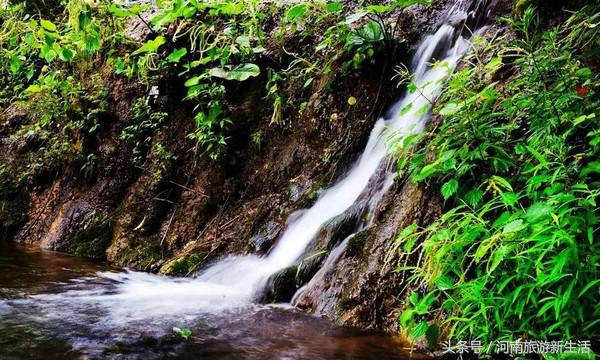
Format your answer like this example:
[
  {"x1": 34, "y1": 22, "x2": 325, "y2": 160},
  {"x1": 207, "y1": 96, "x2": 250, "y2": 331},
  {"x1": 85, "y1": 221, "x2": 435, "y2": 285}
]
[
  {"x1": 69, "y1": 220, "x2": 113, "y2": 259},
  {"x1": 159, "y1": 253, "x2": 207, "y2": 276}
]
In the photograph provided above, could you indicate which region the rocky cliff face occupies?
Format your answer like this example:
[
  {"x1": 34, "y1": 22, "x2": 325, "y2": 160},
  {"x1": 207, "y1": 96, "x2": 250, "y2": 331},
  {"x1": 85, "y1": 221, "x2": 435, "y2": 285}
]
[{"x1": 0, "y1": 0, "x2": 512, "y2": 333}]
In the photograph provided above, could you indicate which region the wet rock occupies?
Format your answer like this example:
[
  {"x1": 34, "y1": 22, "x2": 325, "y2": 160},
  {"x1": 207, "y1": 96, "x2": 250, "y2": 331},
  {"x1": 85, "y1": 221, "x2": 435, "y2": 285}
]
[
  {"x1": 288, "y1": 176, "x2": 313, "y2": 202},
  {"x1": 68, "y1": 214, "x2": 113, "y2": 259},
  {"x1": 249, "y1": 220, "x2": 280, "y2": 254},
  {"x1": 261, "y1": 266, "x2": 298, "y2": 303},
  {"x1": 295, "y1": 251, "x2": 327, "y2": 286},
  {"x1": 250, "y1": 235, "x2": 272, "y2": 254},
  {"x1": 0, "y1": 170, "x2": 29, "y2": 236},
  {"x1": 296, "y1": 182, "x2": 443, "y2": 333},
  {"x1": 307, "y1": 206, "x2": 363, "y2": 254},
  {"x1": 159, "y1": 252, "x2": 207, "y2": 276}
]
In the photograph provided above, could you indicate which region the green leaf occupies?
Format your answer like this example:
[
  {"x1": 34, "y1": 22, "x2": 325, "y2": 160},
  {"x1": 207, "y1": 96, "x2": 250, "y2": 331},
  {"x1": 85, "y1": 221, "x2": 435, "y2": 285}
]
[
  {"x1": 184, "y1": 76, "x2": 201, "y2": 87},
  {"x1": 439, "y1": 102, "x2": 460, "y2": 116},
  {"x1": 172, "y1": 327, "x2": 192, "y2": 340},
  {"x1": 399, "y1": 309, "x2": 414, "y2": 328},
  {"x1": 398, "y1": 223, "x2": 418, "y2": 239},
  {"x1": 59, "y1": 48, "x2": 74, "y2": 62},
  {"x1": 132, "y1": 36, "x2": 166, "y2": 55},
  {"x1": 500, "y1": 192, "x2": 518, "y2": 207},
  {"x1": 235, "y1": 35, "x2": 250, "y2": 48},
  {"x1": 425, "y1": 324, "x2": 440, "y2": 348},
  {"x1": 581, "y1": 161, "x2": 600, "y2": 177},
  {"x1": 573, "y1": 113, "x2": 595, "y2": 126},
  {"x1": 9, "y1": 55, "x2": 21, "y2": 74},
  {"x1": 345, "y1": 10, "x2": 368, "y2": 25},
  {"x1": 108, "y1": 4, "x2": 129, "y2": 17},
  {"x1": 490, "y1": 175, "x2": 513, "y2": 191},
  {"x1": 525, "y1": 202, "x2": 551, "y2": 223},
  {"x1": 440, "y1": 179, "x2": 458, "y2": 200},
  {"x1": 435, "y1": 275, "x2": 453, "y2": 290},
  {"x1": 349, "y1": 21, "x2": 383, "y2": 45},
  {"x1": 166, "y1": 48, "x2": 187, "y2": 63},
  {"x1": 40, "y1": 19, "x2": 57, "y2": 32},
  {"x1": 464, "y1": 188, "x2": 483, "y2": 207},
  {"x1": 25, "y1": 84, "x2": 42, "y2": 93},
  {"x1": 577, "y1": 67, "x2": 592, "y2": 78},
  {"x1": 410, "y1": 321, "x2": 429, "y2": 339},
  {"x1": 399, "y1": 103, "x2": 412, "y2": 116},
  {"x1": 489, "y1": 245, "x2": 511, "y2": 273},
  {"x1": 485, "y1": 56, "x2": 503, "y2": 71},
  {"x1": 325, "y1": 2, "x2": 343, "y2": 13},
  {"x1": 209, "y1": 63, "x2": 260, "y2": 81},
  {"x1": 286, "y1": 4, "x2": 307, "y2": 21},
  {"x1": 503, "y1": 219, "x2": 526, "y2": 233}
]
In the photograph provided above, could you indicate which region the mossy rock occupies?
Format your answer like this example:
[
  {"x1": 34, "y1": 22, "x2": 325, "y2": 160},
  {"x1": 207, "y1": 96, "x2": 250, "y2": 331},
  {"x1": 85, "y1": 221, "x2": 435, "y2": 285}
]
[
  {"x1": 116, "y1": 236, "x2": 165, "y2": 271},
  {"x1": 159, "y1": 253, "x2": 207, "y2": 276},
  {"x1": 0, "y1": 168, "x2": 29, "y2": 232},
  {"x1": 260, "y1": 265, "x2": 299, "y2": 303},
  {"x1": 344, "y1": 227, "x2": 373, "y2": 258},
  {"x1": 69, "y1": 220, "x2": 113, "y2": 259}
]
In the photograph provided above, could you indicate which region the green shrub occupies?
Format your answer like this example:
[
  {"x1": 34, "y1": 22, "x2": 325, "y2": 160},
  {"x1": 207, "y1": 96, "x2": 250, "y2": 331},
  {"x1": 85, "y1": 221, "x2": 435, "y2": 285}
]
[{"x1": 393, "y1": 5, "x2": 600, "y2": 349}]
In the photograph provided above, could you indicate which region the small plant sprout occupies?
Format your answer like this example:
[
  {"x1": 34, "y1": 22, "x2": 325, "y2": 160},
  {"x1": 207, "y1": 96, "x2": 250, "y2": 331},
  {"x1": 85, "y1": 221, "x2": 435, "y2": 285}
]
[{"x1": 172, "y1": 327, "x2": 192, "y2": 340}]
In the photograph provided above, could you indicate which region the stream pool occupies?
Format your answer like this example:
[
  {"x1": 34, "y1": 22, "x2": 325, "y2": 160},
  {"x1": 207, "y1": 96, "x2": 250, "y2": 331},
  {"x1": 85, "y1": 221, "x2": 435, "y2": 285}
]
[{"x1": 0, "y1": 242, "x2": 422, "y2": 359}]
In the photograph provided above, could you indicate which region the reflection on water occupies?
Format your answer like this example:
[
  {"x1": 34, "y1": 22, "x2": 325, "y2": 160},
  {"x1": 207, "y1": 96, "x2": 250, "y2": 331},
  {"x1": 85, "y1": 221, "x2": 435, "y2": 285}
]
[{"x1": 0, "y1": 243, "x2": 423, "y2": 359}]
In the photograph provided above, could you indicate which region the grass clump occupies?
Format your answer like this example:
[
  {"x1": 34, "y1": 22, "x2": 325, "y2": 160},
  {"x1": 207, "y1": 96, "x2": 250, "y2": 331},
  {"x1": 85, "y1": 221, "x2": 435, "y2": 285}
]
[{"x1": 391, "y1": 5, "x2": 600, "y2": 350}]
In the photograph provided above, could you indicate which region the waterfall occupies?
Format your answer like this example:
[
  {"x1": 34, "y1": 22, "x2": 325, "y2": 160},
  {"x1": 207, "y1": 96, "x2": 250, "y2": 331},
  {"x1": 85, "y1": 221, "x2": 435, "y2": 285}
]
[
  {"x1": 185, "y1": 25, "x2": 470, "y2": 306},
  {"x1": 35, "y1": 0, "x2": 490, "y2": 321}
]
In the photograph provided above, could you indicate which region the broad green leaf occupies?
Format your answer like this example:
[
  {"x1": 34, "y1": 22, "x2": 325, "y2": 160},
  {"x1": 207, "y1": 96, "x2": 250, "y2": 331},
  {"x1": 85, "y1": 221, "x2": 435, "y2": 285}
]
[
  {"x1": 9, "y1": 55, "x2": 20, "y2": 74},
  {"x1": 435, "y1": 275, "x2": 453, "y2": 290},
  {"x1": 464, "y1": 188, "x2": 483, "y2": 207},
  {"x1": 410, "y1": 321, "x2": 429, "y2": 339},
  {"x1": 108, "y1": 4, "x2": 129, "y2": 17},
  {"x1": 399, "y1": 309, "x2": 414, "y2": 328},
  {"x1": 525, "y1": 202, "x2": 551, "y2": 223},
  {"x1": 581, "y1": 161, "x2": 600, "y2": 177},
  {"x1": 425, "y1": 324, "x2": 440, "y2": 348},
  {"x1": 235, "y1": 35, "x2": 250, "y2": 48},
  {"x1": 399, "y1": 103, "x2": 412, "y2": 116},
  {"x1": 485, "y1": 56, "x2": 502, "y2": 71},
  {"x1": 490, "y1": 175, "x2": 513, "y2": 191},
  {"x1": 132, "y1": 36, "x2": 166, "y2": 55},
  {"x1": 500, "y1": 192, "x2": 518, "y2": 207},
  {"x1": 286, "y1": 4, "x2": 307, "y2": 21},
  {"x1": 439, "y1": 102, "x2": 460, "y2": 116},
  {"x1": 349, "y1": 21, "x2": 383, "y2": 45},
  {"x1": 59, "y1": 48, "x2": 74, "y2": 61},
  {"x1": 398, "y1": 223, "x2": 418, "y2": 239},
  {"x1": 325, "y1": 2, "x2": 343, "y2": 13},
  {"x1": 209, "y1": 63, "x2": 260, "y2": 81},
  {"x1": 441, "y1": 179, "x2": 458, "y2": 200},
  {"x1": 40, "y1": 19, "x2": 57, "y2": 32},
  {"x1": 345, "y1": 10, "x2": 368, "y2": 24},
  {"x1": 166, "y1": 48, "x2": 187, "y2": 62},
  {"x1": 503, "y1": 219, "x2": 526, "y2": 233}
]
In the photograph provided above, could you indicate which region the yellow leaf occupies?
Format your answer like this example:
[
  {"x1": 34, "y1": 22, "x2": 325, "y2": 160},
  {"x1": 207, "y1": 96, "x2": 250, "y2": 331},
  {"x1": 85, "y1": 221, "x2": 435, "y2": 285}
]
[
  {"x1": 551, "y1": 213, "x2": 559, "y2": 225},
  {"x1": 347, "y1": 96, "x2": 357, "y2": 105}
]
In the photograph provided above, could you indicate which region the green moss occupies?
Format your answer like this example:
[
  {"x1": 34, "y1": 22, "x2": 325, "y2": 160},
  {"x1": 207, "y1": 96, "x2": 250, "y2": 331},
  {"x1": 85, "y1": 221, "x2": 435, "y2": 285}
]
[
  {"x1": 0, "y1": 165, "x2": 29, "y2": 231},
  {"x1": 159, "y1": 253, "x2": 207, "y2": 276},
  {"x1": 114, "y1": 236, "x2": 165, "y2": 271},
  {"x1": 70, "y1": 221, "x2": 113, "y2": 259}
]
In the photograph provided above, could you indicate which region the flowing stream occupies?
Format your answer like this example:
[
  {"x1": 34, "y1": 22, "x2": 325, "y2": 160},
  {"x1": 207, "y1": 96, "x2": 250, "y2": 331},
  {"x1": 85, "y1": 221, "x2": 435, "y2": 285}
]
[{"x1": 0, "y1": 1, "x2": 490, "y2": 358}]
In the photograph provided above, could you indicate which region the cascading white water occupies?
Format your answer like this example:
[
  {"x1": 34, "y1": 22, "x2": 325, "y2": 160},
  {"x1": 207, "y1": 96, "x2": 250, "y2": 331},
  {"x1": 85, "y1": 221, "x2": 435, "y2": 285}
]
[{"x1": 33, "y1": 1, "x2": 489, "y2": 321}]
